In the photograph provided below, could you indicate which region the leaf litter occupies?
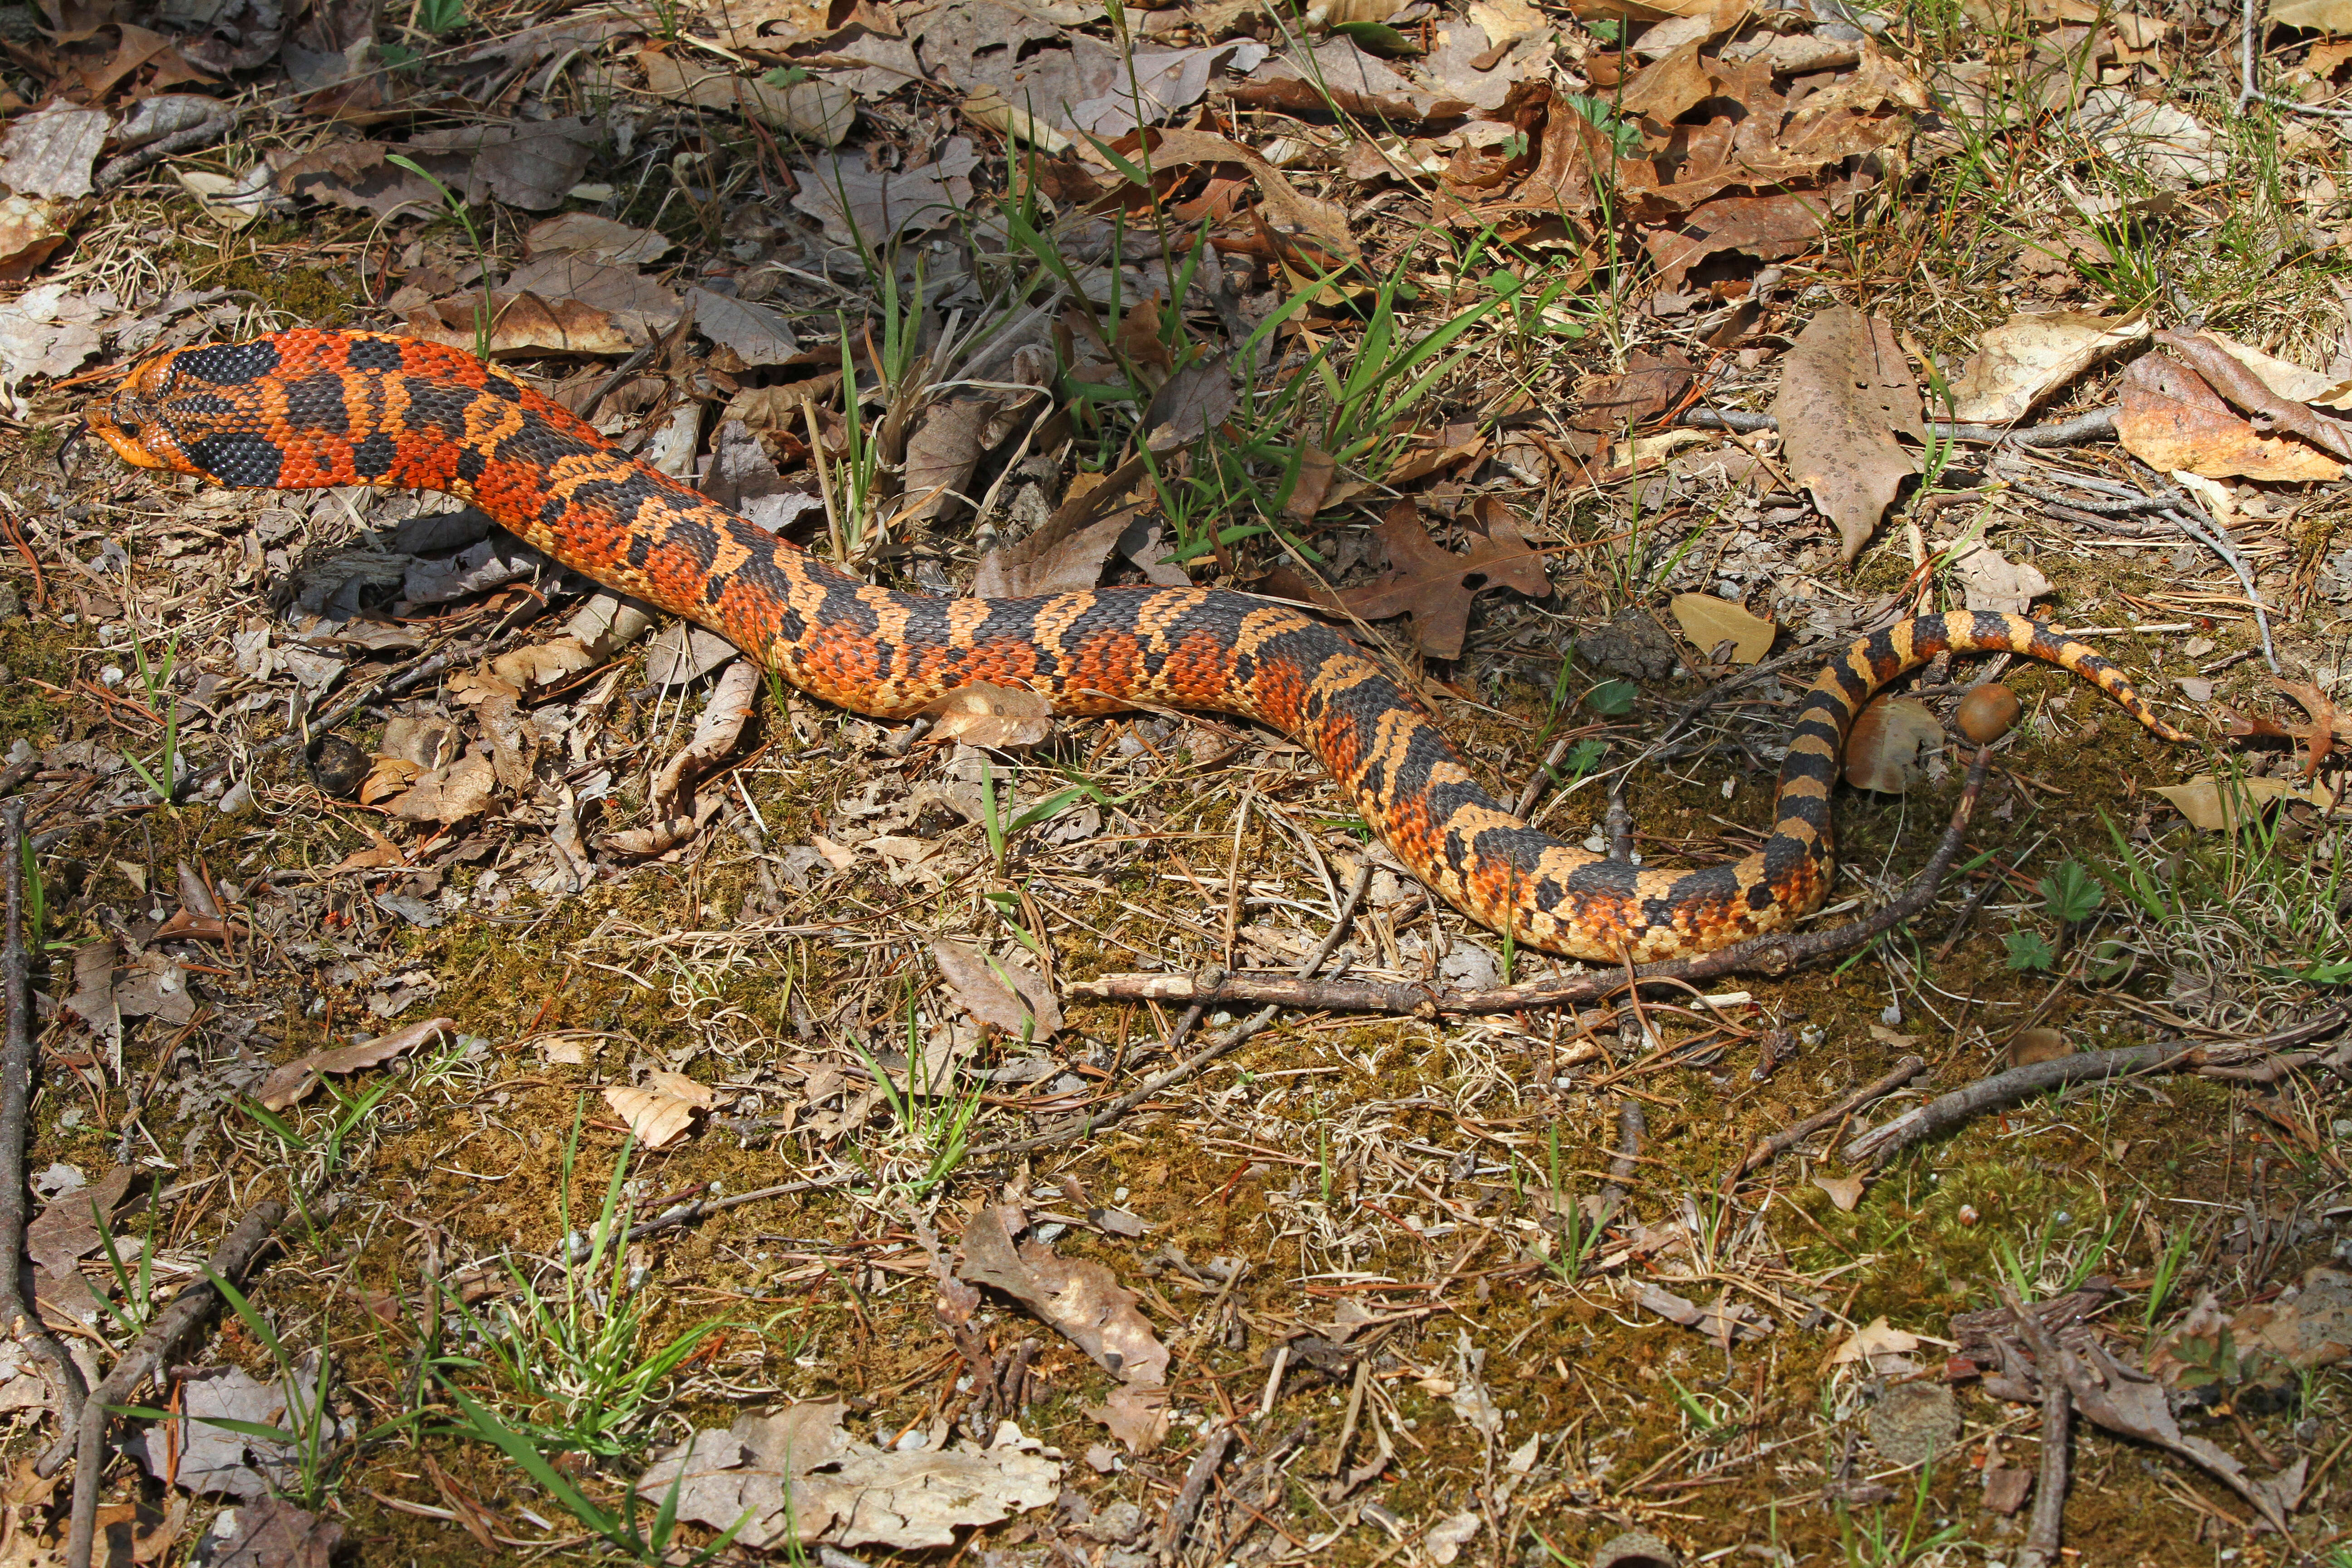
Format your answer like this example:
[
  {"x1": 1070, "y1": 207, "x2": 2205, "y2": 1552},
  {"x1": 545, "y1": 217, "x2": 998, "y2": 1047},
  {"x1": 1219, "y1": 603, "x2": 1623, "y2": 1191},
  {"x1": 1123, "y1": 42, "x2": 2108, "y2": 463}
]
[{"x1": 1, "y1": 0, "x2": 2347, "y2": 1561}]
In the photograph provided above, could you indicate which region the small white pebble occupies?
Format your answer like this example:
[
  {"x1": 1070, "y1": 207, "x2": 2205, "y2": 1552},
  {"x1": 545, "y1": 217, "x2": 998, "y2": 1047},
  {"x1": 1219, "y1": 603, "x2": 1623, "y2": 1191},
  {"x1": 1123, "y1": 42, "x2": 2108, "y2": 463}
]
[{"x1": 99, "y1": 666, "x2": 124, "y2": 686}]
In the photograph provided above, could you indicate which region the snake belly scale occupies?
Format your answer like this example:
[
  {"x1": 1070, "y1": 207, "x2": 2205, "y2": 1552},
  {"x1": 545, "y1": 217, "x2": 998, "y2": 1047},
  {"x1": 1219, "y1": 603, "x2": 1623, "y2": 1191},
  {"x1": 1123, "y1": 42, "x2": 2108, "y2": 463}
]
[{"x1": 80, "y1": 329, "x2": 2186, "y2": 963}]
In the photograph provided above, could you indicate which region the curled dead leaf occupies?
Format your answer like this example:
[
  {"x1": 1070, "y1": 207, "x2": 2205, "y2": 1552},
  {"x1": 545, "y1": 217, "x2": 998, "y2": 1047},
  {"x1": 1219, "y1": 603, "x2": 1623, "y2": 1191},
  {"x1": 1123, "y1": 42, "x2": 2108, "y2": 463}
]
[
  {"x1": 255, "y1": 1017, "x2": 454, "y2": 1112},
  {"x1": 923, "y1": 682, "x2": 1054, "y2": 749},
  {"x1": 1844, "y1": 698, "x2": 1943, "y2": 794},
  {"x1": 1813, "y1": 1171, "x2": 1867, "y2": 1211}
]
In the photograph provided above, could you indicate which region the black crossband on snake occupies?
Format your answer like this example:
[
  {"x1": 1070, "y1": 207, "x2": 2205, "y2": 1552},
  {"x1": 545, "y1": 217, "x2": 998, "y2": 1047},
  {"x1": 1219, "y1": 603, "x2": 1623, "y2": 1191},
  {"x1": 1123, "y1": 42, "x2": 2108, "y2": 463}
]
[{"x1": 78, "y1": 329, "x2": 2188, "y2": 962}]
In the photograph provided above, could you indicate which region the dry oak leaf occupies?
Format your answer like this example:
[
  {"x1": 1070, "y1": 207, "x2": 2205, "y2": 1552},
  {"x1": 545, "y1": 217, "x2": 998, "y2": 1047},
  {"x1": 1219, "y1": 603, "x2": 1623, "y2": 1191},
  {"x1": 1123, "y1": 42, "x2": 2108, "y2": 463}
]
[
  {"x1": 1843, "y1": 697, "x2": 1942, "y2": 794},
  {"x1": 637, "y1": 1403, "x2": 1061, "y2": 1550},
  {"x1": 402, "y1": 294, "x2": 636, "y2": 358},
  {"x1": 1946, "y1": 308, "x2": 2149, "y2": 426},
  {"x1": 525, "y1": 211, "x2": 672, "y2": 264},
  {"x1": 0, "y1": 102, "x2": 107, "y2": 199},
  {"x1": 1668, "y1": 592, "x2": 1774, "y2": 663},
  {"x1": 0, "y1": 193, "x2": 78, "y2": 281},
  {"x1": 604, "y1": 1081, "x2": 703, "y2": 1149},
  {"x1": 958, "y1": 1204, "x2": 1170, "y2": 1385},
  {"x1": 2112, "y1": 352, "x2": 2343, "y2": 481},
  {"x1": 791, "y1": 137, "x2": 978, "y2": 245},
  {"x1": 1813, "y1": 1171, "x2": 1867, "y2": 1211},
  {"x1": 932, "y1": 939, "x2": 1062, "y2": 1041},
  {"x1": 2156, "y1": 327, "x2": 2352, "y2": 463},
  {"x1": 1136, "y1": 127, "x2": 1364, "y2": 276},
  {"x1": 651, "y1": 659, "x2": 760, "y2": 816},
  {"x1": 1645, "y1": 179, "x2": 1869, "y2": 291},
  {"x1": 1228, "y1": 36, "x2": 1469, "y2": 122},
  {"x1": 256, "y1": 1016, "x2": 454, "y2": 1112},
  {"x1": 921, "y1": 681, "x2": 1055, "y2": 749},
  {"x1": 640, "y1": 48, "x2": 855, "y2": 144},
  {"x1": 1829, "y1": 1314, "x2": 1921, "y2": 1367},
  {"x1": 1573, "y1": 349, "x2": 1694, "y2": 432},
  {"x1": 2151, "y1": 773, "x2": 2335, "y2": 830},
  {"x1": 1946, "y1": 543, "x2": 2052, "y2": 615},
  {"x1": 1328, "y1": 498, "x2": 1551, "y2": 660},
  {"x1": 1775, "y1": 304, "x2": 1923, "y2": 561}
]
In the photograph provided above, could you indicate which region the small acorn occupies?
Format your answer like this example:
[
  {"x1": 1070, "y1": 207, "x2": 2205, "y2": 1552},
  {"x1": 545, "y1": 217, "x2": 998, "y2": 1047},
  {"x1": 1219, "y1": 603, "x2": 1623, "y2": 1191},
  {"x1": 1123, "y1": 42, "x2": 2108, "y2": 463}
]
[{"x1": 1955, "y1": 682, "x2": 2022, "y2": 744}]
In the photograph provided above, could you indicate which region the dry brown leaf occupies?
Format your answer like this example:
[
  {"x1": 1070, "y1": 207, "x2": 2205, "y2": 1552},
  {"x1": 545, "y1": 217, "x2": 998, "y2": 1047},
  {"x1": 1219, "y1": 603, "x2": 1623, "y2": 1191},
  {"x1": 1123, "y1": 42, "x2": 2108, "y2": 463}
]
[
  {"x1": 1572, "y1": 349, "x2": 1693, "y2": 432},
  {"x1": 902, "y1": 398, "x2": 993, "y2": 524},
  {"x1": 525, "y1": 212, "x2": 673, "y2": 265},
  {"x1": 402, "y1": 294, "x2": 637, "y2": 357},
  {"x1": 1946, "y1": 543, "x2": 2052, "y2": 615},
  {"x1": 603, "y1": 1083, "x2": 701, "y2": 1149},
  {"x1": 2010, "y1": 1028, "x2": 2073, "y2": 1067},
  {"x1": 921, "y1": 682, "x2": 1055, "y2": 749},
  {"x1": 389, "y1": 750, "x2": 499, "y2": 826},
  {"x1": 1286, "y1": 445, "x2": 1338, "y2": 522},
  {"x1": 2156, "y1": 327, "x2": 2352, "y2": 462},
  {"x1": 687, "y1": 288, "x2": 800, "y2": 366},
  {"x1": 331, "y1": 823, "x2": 409, "y2": 869},
  {"x1": 1139, "y1": 128, "x2": 1364, "y2": 275},
  {"x1": 1830, "y1": 1315, "x2": 1922, "y2": 1367},
  {"x1": 791, "y1": 138, "x2": 978, "y2": 245},
  {"x1": 701, "y1": 0, "x2": 830, "y2": 50},
  {"x1": 0, "y1": 194, "x2": 78, "y2": 280},
  {"x1": 651, "y1": 660, "x2": 760, "y2": 817},
  {"x1": 1844, "y1": 698, "x2": 1942, "y2": 794},
  {"x1": 1086, "y1": 1383, "x2": 1169, "y2": 1455},
  {"x1": 1227, "y1": 36, "x2": 1466, "y2": 122},
  {"x1": 958, "y1": 1205, "x2": 1170, "y2": 1385},
  {"x1": 1946, "y1": 309, "x2": 2149, "y2": 426},
  {"x1": 255, "y1": 1017, "x2": 455, "y2": 1112},
  {"x1": 1814, "y1": 1171, "x2": 1867, "y2": 1211},
  {"x1": 26, "y1": 1165, "x2": 135, "y2": 1277},
  {"x1": 600, "y1": 817, "x2": 701, "y2": 859},
  {"x1": 2113, "y1": 353, "x2": 2343, "y2": 481},
  {"x1": 645, "y1": 1069, "x2": 721, "y2": 1108},
  {"x1": 406, "y1": 118, "x2": 604, "y2": 209},
  {"x1": 1668, "y1": 593, "x2": 1774, "y2": 663},
  {"x1": 1645, "y1": 181, "x2": 1867, "y2": 289},
  {"x1": 501, "y1": 255, "x2": 683, "y2": 338},
  {"x1": 1776, "y1": 304, "x2": 1923, "y2": 561},
  {"x1": 0, "y1": 102, "x2": 107, "y2": 199},
  {"x1": 641, "y1": 49, "x2": 856, "y2": 144},
  {"x1": 1313, "y1": 498, "x2": 1550, "y2": 660},
  {"x1": 636, "y1": 1403, "x2": 1060, "y2": 1550},
  {"x1": 2151, "y1": 773, "x2": 2324, "y2": 830},
  {"x1": 932, "y1": 940, "x2": 1062, "y2": 1041},
  {"x1": 971, "y1": 509, "x2": 1129, "y2": 598}
]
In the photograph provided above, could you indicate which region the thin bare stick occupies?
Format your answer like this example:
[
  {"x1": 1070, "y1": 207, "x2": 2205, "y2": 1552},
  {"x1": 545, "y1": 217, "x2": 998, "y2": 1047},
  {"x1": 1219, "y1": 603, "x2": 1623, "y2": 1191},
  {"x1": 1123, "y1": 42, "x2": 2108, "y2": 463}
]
[
  {"x1": 1844, "y1": 1006, "x2": 2351, "y2": 1165},
  {"x1": 1156, "y1": 1423, "x2": 1237, "y2": 1564},
  {"x1": 61, "y1": 1200, "x2": 288, "y2": 1568},
  {"x1": 1734, "y1": 1055, "x2": 1926, "y2": 1178},
  {"x1": 2002, "y1": 1286, "x2": 2073, "y2": 1568},
  {"x1": 0, "y1": 802, "x2": 83, "y2": 1433}
]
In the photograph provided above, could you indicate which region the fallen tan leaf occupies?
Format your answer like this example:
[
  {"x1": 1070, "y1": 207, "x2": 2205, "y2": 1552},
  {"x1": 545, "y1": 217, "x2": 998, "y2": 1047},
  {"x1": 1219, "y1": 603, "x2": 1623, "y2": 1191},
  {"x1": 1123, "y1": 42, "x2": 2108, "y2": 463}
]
[
  {"x1": 1296, "y1": 497, "x2": 1549, "y2": 660},
  {"x1": 2113, "y1": 352, "x2": 2343, "y2": 481},
  {"x1": 932, "y1": 940, "x2": 1062, "y2": 1041},
  {"x1": 1777, "y1": 304, "x2": 1923, "y2": 561},
  {"x1": 651, "y1": 660, "x2": 760, "y2": 816},
  {"x1": 641, "y1": 48, "x2": 855, "y2": 144},
  {"x1": 603, "y1": 1083, "x2": 700, "y2": 1149},
  {"x1": 1946, "y1": 543, "x2": 2052, "y2": 615},
  {"x1": 1814, "y1": 1171, "x2": 1867, "y2": 1211},
  {"x1": 958, "y1": 1205, "x2": 1170, "y2": 1385},
  {"x1": 1946, "y1": 309, "x2": 2149, "y2": 426},
  {"x1": 1829, "y1": 1315, "x2": 1921, "y2": 1366},
  {"x1": 922, "y1": 682, "x2": 1054, "y2": 750},
  {"x1": 2151, "y1": 772, "x2": 2327, "y2": 830},
  {"x1": 1668, "y1": 592, "x2": 1775, "y2": 663},
  {"x1": 256, "y1": 1017, "x2": 454, "y2": 1112},
  {"x1": 402, "y1": 293, "x2": 637, "y2": 357},
  {"x1": 0, "y1": 194, "x2": 78, "y2": 281},
  {"x1": 1844, "y1": 698, "x2": 1943, "y2": 794},
  {"x1": 0, "y1": 102, "x2": 107, "y2": 199}
]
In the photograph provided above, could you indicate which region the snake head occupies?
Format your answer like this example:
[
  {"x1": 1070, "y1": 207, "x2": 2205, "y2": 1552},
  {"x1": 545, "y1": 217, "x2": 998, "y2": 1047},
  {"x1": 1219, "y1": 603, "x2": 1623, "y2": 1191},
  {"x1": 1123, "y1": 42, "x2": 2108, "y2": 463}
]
[{"x1": 80, "y1": 338, "x2": 298, "y2": 488}]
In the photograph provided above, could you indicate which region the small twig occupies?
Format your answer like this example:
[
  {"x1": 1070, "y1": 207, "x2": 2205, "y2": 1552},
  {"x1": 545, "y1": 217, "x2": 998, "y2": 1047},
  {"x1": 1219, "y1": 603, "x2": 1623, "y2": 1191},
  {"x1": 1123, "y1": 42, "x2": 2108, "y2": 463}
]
[
  {"x1": 1076, "y1": 746, "x2": 1998, "y2": 1016},
  {"x1": 1598, "y1": 1095, "x2": 1645, "y2": 1218},
  {"x1": 2002, "y1": 1286, "x2": 2074, "y2": 1568},
  {"x1": 1156, "y1": 1424, "x2": 1238, "y2": 1564},
  {"x1": 567, "y1": 1174, "x2": 873, "y2": 1258},
  {"x1": 59, "y1": 1200, "x2": 289, "y2": 1568},
  {"x1": 0, "y1": 803, "x2": 85, "y2": 1434},
  {"x1": 1676, "y1": 408, "x2": 2117, "y2": 447},
  {"x1": 1843, "y1": 1007, "x2": 2352, "y2": 1164},
  {"x1": 1735, "y1": 1055, "x2": 1926, "y2": 1178}
]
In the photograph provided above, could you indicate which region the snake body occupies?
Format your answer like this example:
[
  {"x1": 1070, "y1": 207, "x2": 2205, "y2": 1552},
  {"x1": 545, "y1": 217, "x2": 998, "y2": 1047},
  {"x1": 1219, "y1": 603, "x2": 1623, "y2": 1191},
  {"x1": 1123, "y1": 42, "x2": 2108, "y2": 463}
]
[{"x1": 82, "y1": 329, "x2": 2185, "y2": 962}]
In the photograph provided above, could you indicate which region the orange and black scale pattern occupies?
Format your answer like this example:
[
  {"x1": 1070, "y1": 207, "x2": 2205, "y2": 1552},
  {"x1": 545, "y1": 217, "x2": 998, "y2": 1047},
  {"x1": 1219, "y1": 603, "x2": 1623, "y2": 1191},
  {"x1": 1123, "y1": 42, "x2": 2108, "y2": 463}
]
[{"x1": 81, "y1": 329, "x2": 2189, "y2": 963}]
